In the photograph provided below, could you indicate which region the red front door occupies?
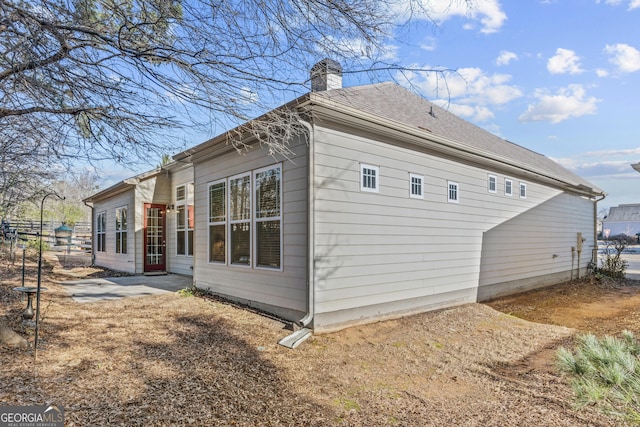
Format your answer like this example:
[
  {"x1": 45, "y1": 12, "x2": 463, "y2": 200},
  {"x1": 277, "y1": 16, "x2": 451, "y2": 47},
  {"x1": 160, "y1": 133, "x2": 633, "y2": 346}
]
[{"x1": 144, "y1": 204, "x2": 166, "y2": 272}]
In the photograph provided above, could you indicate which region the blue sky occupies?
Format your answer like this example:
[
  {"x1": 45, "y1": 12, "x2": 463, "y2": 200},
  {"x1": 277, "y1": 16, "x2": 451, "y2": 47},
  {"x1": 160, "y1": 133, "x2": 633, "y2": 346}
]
[
  {"x1": 102, "y1": 0, "x2": 639, "y2": 213},
  {"x1": 384, "y1": 0, "x2": 640, "y2": 213}
]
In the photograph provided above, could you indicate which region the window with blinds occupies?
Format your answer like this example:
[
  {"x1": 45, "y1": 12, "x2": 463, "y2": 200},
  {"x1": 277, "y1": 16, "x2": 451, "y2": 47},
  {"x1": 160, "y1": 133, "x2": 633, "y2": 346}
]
[
  {"x1": 229, "y1": 174, "x2": 251, "y2": 265},
  {"x1": 255, "y1": 166, "x2": 281, "y2": 268},
  {"x1": 208, "y1": 180, "x2": 226, "y2": 263},
  {"x1": 207, "y1": 163, "x2": 282, "y2": 270}
]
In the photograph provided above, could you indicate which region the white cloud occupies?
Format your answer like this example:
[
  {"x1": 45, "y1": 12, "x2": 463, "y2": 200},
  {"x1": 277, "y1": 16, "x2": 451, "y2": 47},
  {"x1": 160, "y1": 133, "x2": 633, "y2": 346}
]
[
  {"x1": 602, "y1": 0, "x2": 640, "y2": 10},
  {"x1": 397, "y1": 65, "x2": 522, "y2": 121},
  {"x1": 596, "y1": 68, "x2": 609, "y2": 77},
  {"x1": 547, "y1": 48, "x2": 584, "y2": 74},
  {"x1": 447, "y1": 103, "x2": 495, "y2": 121},
  {"x1": 496, "y1": 50, "x2": 518, "y2": 66},
  {"x1": 420, "y1": 36, "x2": 437, "y2": 52},
  {"x1": 519, "y1": 84, "x2": 600, "y2": 123},
  {"x1": 395, "y1": 0, "x2": 507, "y2": 34},
  {"x1": 604, "y1": 43, "x2": 640, "y2": 73}
]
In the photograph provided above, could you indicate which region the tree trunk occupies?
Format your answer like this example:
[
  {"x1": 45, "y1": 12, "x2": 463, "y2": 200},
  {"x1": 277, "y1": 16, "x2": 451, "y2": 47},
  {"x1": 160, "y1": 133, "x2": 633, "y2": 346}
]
[{"x1": 0, "y1": 319, "x2": 28, "y2": 348}]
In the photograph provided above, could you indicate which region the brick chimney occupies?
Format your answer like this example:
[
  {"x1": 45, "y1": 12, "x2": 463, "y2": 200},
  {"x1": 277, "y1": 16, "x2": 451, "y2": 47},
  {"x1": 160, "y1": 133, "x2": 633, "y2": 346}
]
[{"x1": 310, "y1": 58, "x2": 342, "y2": 92}]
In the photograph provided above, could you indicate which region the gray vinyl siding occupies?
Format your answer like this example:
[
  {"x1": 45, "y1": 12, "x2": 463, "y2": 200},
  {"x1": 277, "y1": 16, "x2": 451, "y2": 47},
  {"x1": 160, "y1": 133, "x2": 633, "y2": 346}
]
[
  {"x1": 310, "y1": 123, "x2": 595, "y2": 331},
  {"x1": 93, "y1": 190, "x2": 136, "y2": 273},
  {"x1": 191, "y1": 136, "x2": 308, "y2": 321},
  {"x1": 478, "y1": 193, "x2": 595, "y2": 299},
  {"x1": 167, "y1": 167, "x2": 195, "y2": 276}
]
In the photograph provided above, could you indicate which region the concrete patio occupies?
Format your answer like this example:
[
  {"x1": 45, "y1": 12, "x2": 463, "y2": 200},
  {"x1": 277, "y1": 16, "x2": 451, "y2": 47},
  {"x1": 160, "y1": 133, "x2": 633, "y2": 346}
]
[{"x1": 58, "y1": 274, "x2": 193, "y2": 303}]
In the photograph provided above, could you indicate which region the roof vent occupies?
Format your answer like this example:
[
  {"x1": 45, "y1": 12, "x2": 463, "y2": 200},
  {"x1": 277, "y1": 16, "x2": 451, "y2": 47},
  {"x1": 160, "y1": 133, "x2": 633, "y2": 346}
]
[
  {"x1": 429, "y1": 106, "x2": 437, "y2": 118},
  {"x1": 311, "y1": 58, "x2": 342, "y2": 92}
]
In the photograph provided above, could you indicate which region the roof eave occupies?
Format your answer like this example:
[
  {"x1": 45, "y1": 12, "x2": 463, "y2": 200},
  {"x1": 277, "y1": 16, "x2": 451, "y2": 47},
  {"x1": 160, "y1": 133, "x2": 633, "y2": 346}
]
[
  {"x1": 83, "y1": 167, "x2": 163, "y2": 203},
  {"x1": 307, "y1": 97, "x2": 604, "y2": 198}
]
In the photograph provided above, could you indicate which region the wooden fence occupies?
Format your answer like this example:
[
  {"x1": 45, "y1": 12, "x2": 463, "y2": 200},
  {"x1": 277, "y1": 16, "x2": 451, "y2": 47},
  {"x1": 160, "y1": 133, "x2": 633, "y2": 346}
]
[{"x1": 2, "y1": 220, "x2": 92, "y2": 252}]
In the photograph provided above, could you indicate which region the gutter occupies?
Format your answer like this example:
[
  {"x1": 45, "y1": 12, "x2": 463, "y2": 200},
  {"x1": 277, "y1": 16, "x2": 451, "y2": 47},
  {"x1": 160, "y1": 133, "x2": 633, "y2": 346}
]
[{"x1": 278, "y1": 117, "x2": 314, "y2": 349}]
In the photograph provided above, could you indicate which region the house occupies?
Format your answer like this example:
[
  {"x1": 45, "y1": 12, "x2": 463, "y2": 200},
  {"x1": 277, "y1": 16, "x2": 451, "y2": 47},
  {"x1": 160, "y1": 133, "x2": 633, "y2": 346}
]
[
  {"x1": 83, "y1": 162, "x2": 195, "y2": 276},
  {"x1": 85, "y1": 59, "x2": 604, "y2": 338},
  {"x1": 602, "y1": 204, "x2": 640, "y2": 238}
]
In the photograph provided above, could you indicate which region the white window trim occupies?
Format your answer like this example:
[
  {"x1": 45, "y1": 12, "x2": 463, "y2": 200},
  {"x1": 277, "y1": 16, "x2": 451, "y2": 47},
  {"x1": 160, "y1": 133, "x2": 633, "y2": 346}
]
[
  {"x1": 175, "y1": 182, "x2": 195, "y2": 257},
  {"x1": 488, "y1": 174, "x2": 497, "y2": 194},
  {"x1": 96, "y1": 211, "x2": 106, "y2": 252},
  {"x1": 208, "y1": 179, "x2": 227, "y2": 265},
  {"x1": 447, "y1": 181, "x2": 459, "y2": 203},
  {"x1": 519, "y1": 182, "x2": 527, "y2": 199},
  {"x1": 360, "y1": 163, "x2": 380, "y2": 193},
  {"x1": 505, "y1": 178, "x2": 513, "y2": 197},
  {"x1": 228, "y1": 172, "x2": 252, "y2": 268},
  {"x1": 409, "y1": 173, "x2": 424, "y2": 199},
  {"x1": 254, "y1": 163, "x2": 283, "y2": 271},
  {"x1": 115, "y1": 205, "x2": 127, "y2": 255}
]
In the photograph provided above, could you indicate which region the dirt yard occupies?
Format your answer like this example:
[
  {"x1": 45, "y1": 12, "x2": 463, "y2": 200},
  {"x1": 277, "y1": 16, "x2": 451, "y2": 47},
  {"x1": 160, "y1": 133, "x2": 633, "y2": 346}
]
[{"x1": 1, "y1": 249, "x2": 639, "y2": 426}]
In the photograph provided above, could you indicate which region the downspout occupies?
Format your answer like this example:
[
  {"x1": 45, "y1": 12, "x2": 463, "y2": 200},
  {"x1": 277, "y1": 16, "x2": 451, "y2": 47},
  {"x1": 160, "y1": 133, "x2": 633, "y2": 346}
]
[
  {"x1": 298, "y1": 118, "x2": 315, "y2": 328},
  {"x1": 593, "y1": 193, "x2": 607, "y2": 269},
  {"x1": 83, "y1": 200, "x2": 95, "y2": 265},
  {"x1": 278, "y1": 117, "x2": 314, "y2": 349}
]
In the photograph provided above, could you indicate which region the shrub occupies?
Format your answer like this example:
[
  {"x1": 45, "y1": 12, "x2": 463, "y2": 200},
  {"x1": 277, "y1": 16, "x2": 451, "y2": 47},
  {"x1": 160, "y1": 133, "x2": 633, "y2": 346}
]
[
  {"x1": 597, "y1": 239, "x2": 628, "y2": 279},
  {"x1": 557, "y1": 331, "x2": 640, "y2": 423}
]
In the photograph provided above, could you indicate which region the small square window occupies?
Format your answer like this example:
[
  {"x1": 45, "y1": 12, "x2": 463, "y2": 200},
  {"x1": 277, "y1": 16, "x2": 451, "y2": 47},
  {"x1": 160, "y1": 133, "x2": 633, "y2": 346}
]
[
  {"x1": 447, "y1": 181, "x2": 459, "y2": 203},
  {"x1": 488, "y1": 175, "x2": 497, "y2": 193},
  {"x1": 409, "y1": 174, "x2": 424, "y2": 199},
  {"x1": 360, "y1": 164, "x2": 379, "y2": 193},
  {"x1": 505, "y1": 179, "x2": 513, "y2": 196},
  {"x1": 519, "y1": 182, "x2": 527, "y2": 199}
]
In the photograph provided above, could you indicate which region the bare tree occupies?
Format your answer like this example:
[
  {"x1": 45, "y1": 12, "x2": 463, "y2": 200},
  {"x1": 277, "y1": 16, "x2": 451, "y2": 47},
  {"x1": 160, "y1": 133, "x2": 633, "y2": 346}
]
[{"x1": 0, "y1": 0, "x2": 402, "y2": 162}]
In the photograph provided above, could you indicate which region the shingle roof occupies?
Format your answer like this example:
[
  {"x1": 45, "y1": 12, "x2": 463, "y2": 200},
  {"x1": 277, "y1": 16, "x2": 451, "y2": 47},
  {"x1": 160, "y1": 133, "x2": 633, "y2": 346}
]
[
  {"x1": 311, "y1": 82, "x2": 602, "y2": 194},
  {"x1": 606, "y1": 204, "x2": 640, "y2": 222}
]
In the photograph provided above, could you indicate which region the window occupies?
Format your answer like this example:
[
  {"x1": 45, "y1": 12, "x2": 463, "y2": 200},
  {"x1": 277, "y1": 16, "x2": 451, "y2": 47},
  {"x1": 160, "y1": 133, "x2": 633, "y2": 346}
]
[
  {"x1": 229, "y1": 174, "x2": 251, "y2": 265},
  {"x1": 360, "y1": 164, "x2": 379, "y2": 192},
  {"x1": 488, "y1": 175, "x2": 497, "y2": 193},
  {"x1": 505, "y1": 179, "x2": 513, "y2": 196},
  {"x1": 447, "y1": 181, "x2": 459, "y2": 203},
  {"x1": 176, "y1": 183, "x2": 195, "y2": 256},
  {"x1": 96, "y1": 211, "x2": 106, "y2": 252},
  {"x1": 207, "y1": 164, "x2": 282, "y2": 269},
  {"x1": 208, "y1": 180, "x2": 226, "y2": 263},
  {"x1": 409, "y1": 174, "x2": 424, "y2": 199},
  {"x1": 255, "y1": 165, "x2": 282, "y2": 269},
  {"x1": 115, "y1": 206, "x2": 127, "y2": 254},
  {"x1": 519, "y1": 182, "x2": 527, "y2": 199}
]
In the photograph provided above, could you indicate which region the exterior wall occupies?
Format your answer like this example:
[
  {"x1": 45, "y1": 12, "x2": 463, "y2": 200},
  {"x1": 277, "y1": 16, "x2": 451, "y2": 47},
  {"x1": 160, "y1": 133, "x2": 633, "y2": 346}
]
[
  {"x1": 191, "y1": 136, "x2": 309, "y2": 322},
  {"x1": 167, "y1": 167, "x2": 195, "y2": 276},
  {"x1": 310, "y1": 122, "x2": 595, "y2": 332},
  {"x1": 92, "y1": 189, "x2": 136, "y2": 273},
  {"x1": 134, "y1": 175, "x2": 171, "y2": 273},
  {"x1": 478, "y1": 192, "x2": 595, "y2": 300},
  {"x1": 602, "y1": 221, "x2": 640, "y2": 237}
]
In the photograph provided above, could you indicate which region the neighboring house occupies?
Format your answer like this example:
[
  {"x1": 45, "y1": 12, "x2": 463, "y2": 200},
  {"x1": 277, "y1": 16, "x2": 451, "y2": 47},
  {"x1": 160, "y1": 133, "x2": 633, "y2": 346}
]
[
  {"x1": 602, "y1": 204, "x2": 640, "y2": 238},
  {"x1": 86, "y1": 59, "x2": 604, "y2": 338}
]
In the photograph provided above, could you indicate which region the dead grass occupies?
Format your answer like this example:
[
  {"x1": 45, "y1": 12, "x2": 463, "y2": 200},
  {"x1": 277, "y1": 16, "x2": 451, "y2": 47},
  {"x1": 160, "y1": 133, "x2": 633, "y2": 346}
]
[{"x1": 0, "y1": 248, "x2": 630, "y2": 426}]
